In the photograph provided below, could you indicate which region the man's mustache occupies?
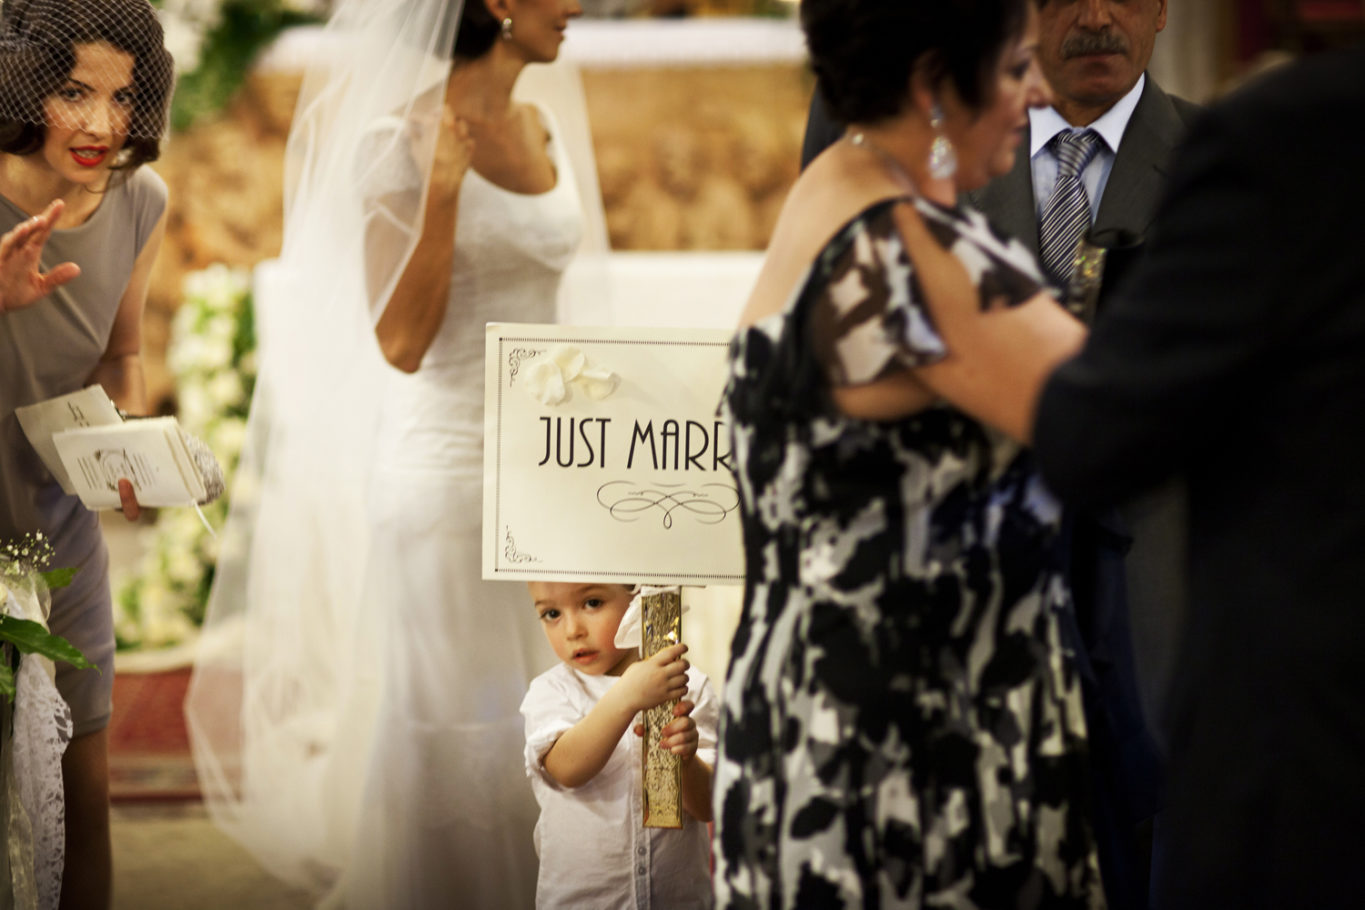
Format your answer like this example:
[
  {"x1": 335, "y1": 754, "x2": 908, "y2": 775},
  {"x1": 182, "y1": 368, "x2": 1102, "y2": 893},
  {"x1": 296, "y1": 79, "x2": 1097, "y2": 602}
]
[{"x1": 1061, "y1": 30, "x2": 1129, "y2": 58}]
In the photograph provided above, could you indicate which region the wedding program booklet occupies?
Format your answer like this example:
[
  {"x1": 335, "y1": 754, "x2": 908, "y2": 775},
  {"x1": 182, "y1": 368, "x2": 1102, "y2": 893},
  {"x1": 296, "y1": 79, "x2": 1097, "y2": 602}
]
[{"x1": 14, "y1": 386, "x2": 212, "y2": 510}]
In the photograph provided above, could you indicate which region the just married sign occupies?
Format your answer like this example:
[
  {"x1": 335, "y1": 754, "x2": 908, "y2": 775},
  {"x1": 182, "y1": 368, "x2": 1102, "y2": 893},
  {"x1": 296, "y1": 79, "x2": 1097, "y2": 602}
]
[{"x1": 482, "y1": 324, "x2": 744, "y2": 585}]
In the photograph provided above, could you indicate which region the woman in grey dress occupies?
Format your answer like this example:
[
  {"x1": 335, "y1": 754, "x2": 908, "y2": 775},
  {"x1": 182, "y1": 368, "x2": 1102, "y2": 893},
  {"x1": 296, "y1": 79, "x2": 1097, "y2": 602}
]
[{"x1": 0, "y1": 0, "x2": 173, "y2": 904}]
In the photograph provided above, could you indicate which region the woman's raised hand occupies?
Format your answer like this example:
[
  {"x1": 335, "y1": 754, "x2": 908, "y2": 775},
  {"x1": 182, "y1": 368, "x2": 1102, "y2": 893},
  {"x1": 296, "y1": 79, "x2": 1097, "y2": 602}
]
[{"x1": 0, "y1": 200, "x2": 80, "y2": 313}]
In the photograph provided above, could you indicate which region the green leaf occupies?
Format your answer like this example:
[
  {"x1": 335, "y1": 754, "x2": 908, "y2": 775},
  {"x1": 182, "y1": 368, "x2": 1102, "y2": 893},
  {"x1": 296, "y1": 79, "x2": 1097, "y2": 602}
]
[
  {"x1": 169, "y1": 4, "x2": 324, "y2": 132},
  {"x1": 39, "y1": 567, "x2": 77, "y2": 590},
  {"x1": 0, "y1": 660, "x2": 13, "y2": 702},
  {"x1": 0, "y1": 616, "x2": 95, "y2": 670}
]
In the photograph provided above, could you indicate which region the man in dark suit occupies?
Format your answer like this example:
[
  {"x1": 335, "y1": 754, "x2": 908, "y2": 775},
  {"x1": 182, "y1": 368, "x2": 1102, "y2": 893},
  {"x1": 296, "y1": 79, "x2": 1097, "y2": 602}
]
[{"x1": 1033, "y1": 45, "x2": 1365, "y2": 909}]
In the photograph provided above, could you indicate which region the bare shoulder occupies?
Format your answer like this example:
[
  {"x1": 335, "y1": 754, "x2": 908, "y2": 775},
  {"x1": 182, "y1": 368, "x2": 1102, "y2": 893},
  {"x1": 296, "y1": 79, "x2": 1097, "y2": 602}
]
[
  {"x1": 737, "y1": 146, "x2": 914, "y2": 330},
  {"x1": 514, "y1": 101, "x2": 551, "y2": 149}
]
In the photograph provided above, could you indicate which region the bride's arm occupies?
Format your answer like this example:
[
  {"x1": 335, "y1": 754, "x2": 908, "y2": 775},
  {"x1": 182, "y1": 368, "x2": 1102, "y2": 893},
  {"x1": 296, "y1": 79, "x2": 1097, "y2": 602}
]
[{"x1": 370, "y1": 105, "x2": 474, "y2": 373}]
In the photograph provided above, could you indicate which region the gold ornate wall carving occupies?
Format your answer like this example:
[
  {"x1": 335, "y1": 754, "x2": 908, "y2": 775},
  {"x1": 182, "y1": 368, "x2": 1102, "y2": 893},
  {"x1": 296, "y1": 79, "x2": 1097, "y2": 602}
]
[{"x1": 143, "y1": 64, "x2": 808, "y2": 407}]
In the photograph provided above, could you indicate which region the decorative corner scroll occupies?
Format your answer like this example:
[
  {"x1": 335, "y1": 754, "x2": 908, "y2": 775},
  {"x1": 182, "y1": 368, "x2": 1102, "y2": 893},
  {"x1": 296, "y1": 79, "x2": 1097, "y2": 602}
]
[
  {"x1": 503, "y1": 527, "x2": 540, "y2": 564},
  {"x1": 507, "y1": 347, "x2": 546, "y2": 386}
]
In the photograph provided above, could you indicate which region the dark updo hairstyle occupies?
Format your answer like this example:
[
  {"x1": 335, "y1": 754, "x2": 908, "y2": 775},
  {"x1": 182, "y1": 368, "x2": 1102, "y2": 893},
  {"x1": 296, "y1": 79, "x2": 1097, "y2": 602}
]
[
  {"x1": 802, "y1": 0, "x2": 1031, "y2": 125},
  {"x1": 453, "y1": 0, "x2": 501, "y2": 60},
  {"x1": 0, "y1": 0, "x2": 174, "y2": 172}
]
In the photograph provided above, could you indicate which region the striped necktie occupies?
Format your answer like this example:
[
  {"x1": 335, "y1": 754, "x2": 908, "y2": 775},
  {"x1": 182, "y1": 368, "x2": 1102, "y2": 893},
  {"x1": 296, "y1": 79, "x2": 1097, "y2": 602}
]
[{"x1": 1039, "y1": 129, "x2": 1102, "y2": 288}]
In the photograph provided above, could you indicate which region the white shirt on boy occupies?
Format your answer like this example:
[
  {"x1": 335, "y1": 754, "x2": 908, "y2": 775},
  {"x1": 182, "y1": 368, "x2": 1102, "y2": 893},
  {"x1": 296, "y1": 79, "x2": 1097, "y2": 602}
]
[{"x1": 521, "y1": 662, "x2": 718, "y2": 909}]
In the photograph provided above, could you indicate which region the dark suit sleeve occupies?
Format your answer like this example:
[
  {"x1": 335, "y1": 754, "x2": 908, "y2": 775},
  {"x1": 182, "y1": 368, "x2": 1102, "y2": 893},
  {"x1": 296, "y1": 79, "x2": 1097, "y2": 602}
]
[
  {"x1": 1034, "y1": 104, "x2": 1282, "y2": 511},
  {"x1": 800, "y1": 84, "x2": 844, "y2": 170}
]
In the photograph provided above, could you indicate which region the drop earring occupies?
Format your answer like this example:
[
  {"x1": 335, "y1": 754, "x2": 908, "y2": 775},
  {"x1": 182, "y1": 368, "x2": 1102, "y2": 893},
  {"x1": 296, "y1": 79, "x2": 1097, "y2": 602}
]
[
  {"x1": 928, "y1": 101, "x2": 958, "y2": 180},
  {"x1": 501, "y1": 16, "x2": 513, "y2": 40}
]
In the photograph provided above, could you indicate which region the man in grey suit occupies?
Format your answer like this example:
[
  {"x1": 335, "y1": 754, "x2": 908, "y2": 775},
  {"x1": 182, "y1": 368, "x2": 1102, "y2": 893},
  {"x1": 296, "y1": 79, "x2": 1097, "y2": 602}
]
[
  {"x1": 973, "y1": 0, "x2": 1198, "y2": 713},
  {"x1": 974, "y1": 4, "x2": 1197, "y2": 908},
  {"x1": 974, "y1": 0, "x2": 1198, "y2": 285}
]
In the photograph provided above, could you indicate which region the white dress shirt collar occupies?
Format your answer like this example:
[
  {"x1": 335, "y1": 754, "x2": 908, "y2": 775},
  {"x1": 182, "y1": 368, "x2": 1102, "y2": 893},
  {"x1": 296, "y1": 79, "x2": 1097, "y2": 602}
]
[{"x1": 1030, "y1": 73, "x2": 1146, "y2": 157}]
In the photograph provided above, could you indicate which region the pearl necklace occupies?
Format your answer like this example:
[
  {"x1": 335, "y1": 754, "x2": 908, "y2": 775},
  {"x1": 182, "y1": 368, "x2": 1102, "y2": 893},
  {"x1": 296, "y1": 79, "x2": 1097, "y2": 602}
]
[{"x1": 848, "y1": 131, "x2": 918, "y2": 194}]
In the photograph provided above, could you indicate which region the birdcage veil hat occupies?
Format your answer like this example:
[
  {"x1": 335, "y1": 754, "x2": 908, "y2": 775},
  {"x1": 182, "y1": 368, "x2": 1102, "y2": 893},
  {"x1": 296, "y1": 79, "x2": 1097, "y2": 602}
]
[{"x1": 0, "y1": 0, "x2": 174, "y2": 145}]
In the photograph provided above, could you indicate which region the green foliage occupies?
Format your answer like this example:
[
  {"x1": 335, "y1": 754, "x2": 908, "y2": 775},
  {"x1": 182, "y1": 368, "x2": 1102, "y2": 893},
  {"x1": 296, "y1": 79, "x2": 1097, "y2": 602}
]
[
  {"x1": 39, "y1": 567, "x2": 76, "y2": 590},
  {"x1": 0, "y1": 616, "x2": 95, "y2": 672},
  {"x1": 155, "y1": 0, "x2": 327, "y2": 133}
]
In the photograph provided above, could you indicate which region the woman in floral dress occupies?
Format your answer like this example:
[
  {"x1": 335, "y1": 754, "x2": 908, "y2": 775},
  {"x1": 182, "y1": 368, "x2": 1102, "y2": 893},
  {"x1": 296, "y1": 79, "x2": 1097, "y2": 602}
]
[{"x1": 712, "y1": 1, "x2": 1106, "y2": 906}]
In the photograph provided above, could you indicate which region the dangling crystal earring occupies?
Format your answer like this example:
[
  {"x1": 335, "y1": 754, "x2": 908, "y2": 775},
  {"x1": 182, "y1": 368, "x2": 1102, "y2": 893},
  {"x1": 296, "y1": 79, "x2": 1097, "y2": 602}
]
[
  {"x1": 928, "y1": 101, "x2": 958, "y2": 180},
  {"x1": 501, "y1": 16, "x2": 513, "y2": 40}
]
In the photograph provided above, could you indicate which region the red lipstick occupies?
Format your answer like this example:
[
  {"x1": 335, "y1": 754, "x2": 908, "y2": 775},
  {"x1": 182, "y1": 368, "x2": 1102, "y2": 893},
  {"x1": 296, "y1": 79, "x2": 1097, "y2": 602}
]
[{"x1": 70, "y1": 146, "x2": 108, "y2": 168}]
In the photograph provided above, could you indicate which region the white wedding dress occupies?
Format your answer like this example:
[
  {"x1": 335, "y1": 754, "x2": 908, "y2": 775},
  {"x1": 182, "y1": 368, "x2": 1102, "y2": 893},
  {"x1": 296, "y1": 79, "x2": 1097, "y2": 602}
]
[
  {"x1": 322, "y1": 106, "x2": 582, "y2": 910},
  {"x1": 183, "y1": 11, "x2": 611, "y2": 894}
]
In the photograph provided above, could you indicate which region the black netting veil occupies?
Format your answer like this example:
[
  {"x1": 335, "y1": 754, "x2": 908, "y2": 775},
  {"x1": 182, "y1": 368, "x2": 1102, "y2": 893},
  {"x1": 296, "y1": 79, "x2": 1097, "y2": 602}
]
[{"x1": 0, "y1": 0, "x2": 174, "y2": 142}]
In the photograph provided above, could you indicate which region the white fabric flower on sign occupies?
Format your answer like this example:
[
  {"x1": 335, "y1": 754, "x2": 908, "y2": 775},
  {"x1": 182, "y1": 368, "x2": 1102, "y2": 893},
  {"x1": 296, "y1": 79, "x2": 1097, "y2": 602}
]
[
  {"x1": 525, "y1": 358, "x2": 568, "y2": 405},
  {"x1": 523, "y1": 345, "x2": 619, "y2": 406},
  {"x1": 577, "y1": 366, "x2": 619, "y2": 400}
]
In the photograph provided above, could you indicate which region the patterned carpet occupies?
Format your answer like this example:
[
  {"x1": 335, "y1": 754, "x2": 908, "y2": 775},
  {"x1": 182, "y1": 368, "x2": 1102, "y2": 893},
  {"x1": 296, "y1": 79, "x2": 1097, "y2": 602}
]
[{"x1": 108, "y1": 668, "x2": 199, "y2": 801}]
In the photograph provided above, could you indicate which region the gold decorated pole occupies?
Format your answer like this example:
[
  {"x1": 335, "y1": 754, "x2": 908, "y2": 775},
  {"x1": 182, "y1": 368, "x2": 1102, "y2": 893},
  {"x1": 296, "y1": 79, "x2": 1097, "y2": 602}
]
[{"x1": 640, "y1": 586, "x2": 684, "y2": 829}]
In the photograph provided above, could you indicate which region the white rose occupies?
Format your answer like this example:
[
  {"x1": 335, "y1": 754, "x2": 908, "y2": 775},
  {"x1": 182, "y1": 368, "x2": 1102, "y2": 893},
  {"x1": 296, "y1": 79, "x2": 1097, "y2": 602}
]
[
  {"x1": 173, "y1": 507, "x2": 206, "y2": 542},
  {"x1": 184, "y1": 264, "x2": 239, "y2": 312},
  {"x1": 166, "y1": 334, "x2": 206, "y2": 376},
  {"x1": 206, "y1": 313, "x2": 236, "y2": 343},
  {"x1": 166, "y1": 545, "x2": 203, "y2": 588},
  {"x1": 178, "y1": 384, "x2": 213, "y2": 431},
  {"x1": 210, "y1": 418, "x2": 248, "y2": 461},
  {"x1": 156, "y1": 16, "x2": 205, "y2": 74},
  {"x1": 201, "y1": 336, "x2": 234, "y2": 372},
  {"x1": 207, "y1": 371, "x2": 245, "y2": 411}
]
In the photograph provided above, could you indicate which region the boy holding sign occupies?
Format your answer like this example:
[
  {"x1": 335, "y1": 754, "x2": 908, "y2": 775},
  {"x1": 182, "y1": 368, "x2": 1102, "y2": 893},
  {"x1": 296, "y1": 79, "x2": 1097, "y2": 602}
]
[{"x1": 521, "y1": 582, "x2": 717, "y2": 908}]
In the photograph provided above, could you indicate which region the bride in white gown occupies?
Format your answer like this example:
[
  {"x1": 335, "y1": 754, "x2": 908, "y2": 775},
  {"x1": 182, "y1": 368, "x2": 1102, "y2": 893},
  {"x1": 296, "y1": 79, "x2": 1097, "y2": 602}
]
[{"x1": 185, "y1": 0, "x2": 603, "y2": 905}]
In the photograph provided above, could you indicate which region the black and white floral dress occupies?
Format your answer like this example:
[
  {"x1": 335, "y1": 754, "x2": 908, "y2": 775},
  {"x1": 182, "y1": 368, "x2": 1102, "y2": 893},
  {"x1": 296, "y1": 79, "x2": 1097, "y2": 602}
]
[{"x1": 712, "y1": 197, "x2": 1105, "y2": 909}]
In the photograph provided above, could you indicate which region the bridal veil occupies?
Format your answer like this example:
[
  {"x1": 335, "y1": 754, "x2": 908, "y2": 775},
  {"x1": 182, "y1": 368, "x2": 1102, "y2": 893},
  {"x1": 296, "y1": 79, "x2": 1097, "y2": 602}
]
[{"x1": 183, "y1": 0, "x2": 608, "y2": 892}]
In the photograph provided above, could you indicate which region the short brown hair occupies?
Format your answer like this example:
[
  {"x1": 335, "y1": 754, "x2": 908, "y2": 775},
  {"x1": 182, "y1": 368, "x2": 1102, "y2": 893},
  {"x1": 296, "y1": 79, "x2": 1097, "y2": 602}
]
[{"x1": 0, "y1": 0, "x2": 174, "y2": 174}]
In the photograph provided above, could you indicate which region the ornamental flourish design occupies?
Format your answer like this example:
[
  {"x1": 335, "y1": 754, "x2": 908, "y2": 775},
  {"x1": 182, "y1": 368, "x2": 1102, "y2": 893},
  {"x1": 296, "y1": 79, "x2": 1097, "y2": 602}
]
[
  {"x1": 506, "y1": 347, "x2": 546, "y2": 386},
  {"x1": 503, "y1": 527, "x2": 540, "y2": 564},
  {"x1": 595, "y1": 481, "x2": 739, "y2": 529}
]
